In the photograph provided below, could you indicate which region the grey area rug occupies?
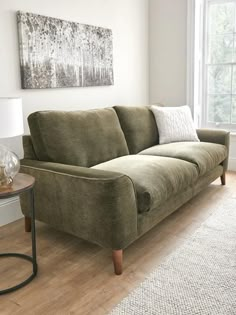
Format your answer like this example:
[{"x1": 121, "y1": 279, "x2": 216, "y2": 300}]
[{"x1": 110, "y1": 198, "x2": 236, "y2": 315}]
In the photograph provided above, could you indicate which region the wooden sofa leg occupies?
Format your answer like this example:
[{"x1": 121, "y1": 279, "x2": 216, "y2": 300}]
[
  {"x1": 112, "y1": 249, "x2": 123, "y2": 275},
  {"x1": 221, "y1": 173, "x2": 226, "y2": 186},
  {"x1": 25, "y1": 216, "x2": 31, "y2": 232}
]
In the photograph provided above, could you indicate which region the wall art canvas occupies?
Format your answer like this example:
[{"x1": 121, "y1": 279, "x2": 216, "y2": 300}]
[{"x1": 17, "y1": 11, "x2": 114, "y2": 89}]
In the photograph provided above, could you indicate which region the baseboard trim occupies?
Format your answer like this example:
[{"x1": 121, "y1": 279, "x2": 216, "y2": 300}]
[
  {"x1": 0, "y1": 197, "x2": 23, "y2": 227},
  {"x1": 228, "y1": 158, "x2": 236, "y2": 171}
]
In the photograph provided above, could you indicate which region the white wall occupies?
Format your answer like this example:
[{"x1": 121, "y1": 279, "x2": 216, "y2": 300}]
[
  {"x1": 149, "y1": 0, "x2": 188, "y2": 106},
  {"x1": 0, "y1": 0, "x2": 149, "y2": 225}
]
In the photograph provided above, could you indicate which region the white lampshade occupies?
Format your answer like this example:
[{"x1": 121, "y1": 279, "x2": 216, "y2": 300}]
[{"x1": 0, "y1": 97, "x2": 24, "y2": 138}]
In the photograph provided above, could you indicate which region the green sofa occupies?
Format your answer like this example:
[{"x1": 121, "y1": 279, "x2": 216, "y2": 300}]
[{"x1": 20, "y1": 106, "x2": 230, "y2": 275}]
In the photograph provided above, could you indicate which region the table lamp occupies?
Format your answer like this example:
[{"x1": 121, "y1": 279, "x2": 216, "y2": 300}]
[{"x1": 0, "y1": 97, "x2": 24, "y2": 188}]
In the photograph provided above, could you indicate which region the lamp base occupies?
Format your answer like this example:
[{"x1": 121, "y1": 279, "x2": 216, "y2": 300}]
[
  {"x1": 0, "y1": 165, "x2": 13, "y2": 188},
  {"x1": 0, "y1": 145, "x2": 20, "y2": 189}
]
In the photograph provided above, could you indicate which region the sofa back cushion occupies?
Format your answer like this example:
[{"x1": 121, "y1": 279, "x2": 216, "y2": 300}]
[
  {"x1": 28, "y1": 108, "x2": 129, "y2": 167},
  {"x1": 114, "y1": 106, "x2": 159, "y2": 154}
]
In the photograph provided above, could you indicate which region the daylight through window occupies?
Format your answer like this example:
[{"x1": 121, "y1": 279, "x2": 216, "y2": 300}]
[{"x1": 206, "y1": 0, "x2": 236, "y2": 129}]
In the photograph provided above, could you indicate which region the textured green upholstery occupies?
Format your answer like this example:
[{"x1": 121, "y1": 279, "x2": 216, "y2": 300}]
[
  {"x1": 139, "y1": 141, "x2": 227, "y2": 175},
  {"x1": 138, "y1": 165, "x2": 223, "y2": 237},
  {"x1": 196, "y1": 128, "x2": 230, "y2": 171},
  {"x1": 20, "y1": 106, "x2": 230, "y2": 257},
  {"x1": 20, "y1": 160, "x2": 137, "y2": 249},
  {"x1": 93, "y1": 155, "x2": 198, "y2": 213},
  {"x1": 114, "y1": 106, "x2": 159, "y2": 153},
  {"x1": 28, "y1": 108, "x2": 129, "y2": 167},
  {"x1": 22, "y1": 135, "x2": 37, "y2": 160}
]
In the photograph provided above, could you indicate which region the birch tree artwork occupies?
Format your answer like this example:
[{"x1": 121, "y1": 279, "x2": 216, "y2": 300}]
[{"x1": 17, "y1": 11, "x2": 114, "y2": 89}]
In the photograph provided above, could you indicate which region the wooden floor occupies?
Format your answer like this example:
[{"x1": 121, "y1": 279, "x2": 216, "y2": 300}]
[{"x1": 0, "y1": 172, "x2": 235, "y2": 315}]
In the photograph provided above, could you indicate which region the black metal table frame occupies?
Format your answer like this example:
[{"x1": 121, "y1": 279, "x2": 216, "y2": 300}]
[{"x1": 0, "y1": 187, "x2": 37, "y2": 295}]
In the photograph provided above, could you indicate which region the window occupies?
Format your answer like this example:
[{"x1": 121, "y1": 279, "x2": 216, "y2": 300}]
[
  {"x1": 205, "y1": 0, "x2": 236, "y2": 129},
  {"x1": 189, "y1": 0, "x2": 236, "y2": 130}
]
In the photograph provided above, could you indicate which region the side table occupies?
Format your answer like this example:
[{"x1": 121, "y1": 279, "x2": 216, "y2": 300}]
[{"x1": 0, "y1": 173, "x2": 37, "y2": 295}]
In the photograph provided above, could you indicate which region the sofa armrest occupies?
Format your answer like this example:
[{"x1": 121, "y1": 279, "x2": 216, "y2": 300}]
[
  {"x1": 196, "y1": 128, "x2": 230, "y2": 171},
  {"x1": 20, "y1": 159, "x2": 138, "y2": 249}
]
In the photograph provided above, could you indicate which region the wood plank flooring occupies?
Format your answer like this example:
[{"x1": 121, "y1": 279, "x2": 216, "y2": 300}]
[{"x1": 0, "y1": 172, "x2": 235, "y2": 315}]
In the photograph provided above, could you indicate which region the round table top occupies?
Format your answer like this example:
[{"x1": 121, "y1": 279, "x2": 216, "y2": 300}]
[{"x1": 0, "y1": 173, "x2": 35, "y2": 198}]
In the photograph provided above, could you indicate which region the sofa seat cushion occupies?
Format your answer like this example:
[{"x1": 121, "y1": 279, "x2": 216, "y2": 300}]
[
  {"x1": 28, "y1": 108, "x2": 129, "y2": 167},
  {"x1": 138, "y1": 142, "x2": 227, "y2": 176},
  {"x1": 92, "y1": 155, "x2": 199, "y2": 213}
]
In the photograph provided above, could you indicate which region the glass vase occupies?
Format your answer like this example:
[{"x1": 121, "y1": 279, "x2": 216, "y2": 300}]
[{"x1": 0, "y1": 145, "x2": 20, "y2": 187}]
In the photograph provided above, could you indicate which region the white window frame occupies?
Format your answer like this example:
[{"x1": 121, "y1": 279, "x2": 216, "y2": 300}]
[
  {"x1": 187, "y1": 0, "x2": 236, "y2": 131},
  {"x1": 187, "y1": 0, "x2": 205, "y2": 128}
]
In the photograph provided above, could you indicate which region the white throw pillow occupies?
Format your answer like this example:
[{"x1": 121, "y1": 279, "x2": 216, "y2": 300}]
[{"x1": 151, "y1": 105, "x2": 199, "y2": 144}]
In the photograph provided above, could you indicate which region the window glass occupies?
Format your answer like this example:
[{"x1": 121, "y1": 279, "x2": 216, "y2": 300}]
[{"x1": 206, "y1": 1, "x2": 236, "y2": 128}]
